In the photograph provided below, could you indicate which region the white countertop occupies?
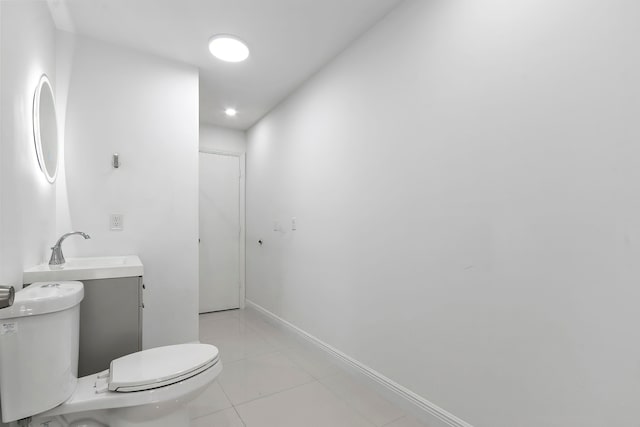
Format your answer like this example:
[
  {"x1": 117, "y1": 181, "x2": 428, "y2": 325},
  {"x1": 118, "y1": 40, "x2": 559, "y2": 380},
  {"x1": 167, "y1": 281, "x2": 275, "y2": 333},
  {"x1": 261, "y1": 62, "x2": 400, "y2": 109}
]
[{"x1": 23, "y1": 255, "x2": 144, "y2": 284}]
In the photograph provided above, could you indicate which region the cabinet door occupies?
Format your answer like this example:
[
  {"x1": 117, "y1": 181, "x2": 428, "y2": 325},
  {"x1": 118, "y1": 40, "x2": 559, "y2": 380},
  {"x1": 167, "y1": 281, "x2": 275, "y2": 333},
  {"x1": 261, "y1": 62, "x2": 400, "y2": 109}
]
[{"x1": 79, "y1": 277, "x2": 141, "y2": 376}]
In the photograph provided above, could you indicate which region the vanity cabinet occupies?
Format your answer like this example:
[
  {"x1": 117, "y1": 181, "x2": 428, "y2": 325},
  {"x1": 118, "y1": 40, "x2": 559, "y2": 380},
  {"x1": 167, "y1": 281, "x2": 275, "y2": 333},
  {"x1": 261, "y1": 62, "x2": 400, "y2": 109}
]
[
  {"x1": 23, "y1": 255, "x2": 145, "y2": 376},
  {"x1": 78, "y1": 276, "x2": 143, "y2": 376}
]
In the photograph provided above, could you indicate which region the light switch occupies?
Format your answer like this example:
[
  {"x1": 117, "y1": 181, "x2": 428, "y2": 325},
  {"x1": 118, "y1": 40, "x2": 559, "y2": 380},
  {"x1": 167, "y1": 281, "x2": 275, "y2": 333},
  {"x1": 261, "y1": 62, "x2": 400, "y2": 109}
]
[{"x1": 291, "y1": 217, "x2": 297, "y2": 231}]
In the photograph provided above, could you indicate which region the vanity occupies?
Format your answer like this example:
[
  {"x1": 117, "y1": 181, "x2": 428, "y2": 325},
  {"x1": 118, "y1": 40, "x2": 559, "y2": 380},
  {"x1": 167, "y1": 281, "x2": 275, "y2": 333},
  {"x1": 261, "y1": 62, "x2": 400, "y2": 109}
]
[{"x1": 24, "y1": 256, "x2": 144, "y2": 376}]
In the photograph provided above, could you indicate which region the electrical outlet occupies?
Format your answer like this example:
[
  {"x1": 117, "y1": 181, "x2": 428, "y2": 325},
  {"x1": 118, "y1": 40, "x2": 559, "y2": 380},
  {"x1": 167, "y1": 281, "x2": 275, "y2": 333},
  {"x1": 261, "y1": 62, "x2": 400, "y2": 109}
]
[{"x1": 110, "y1": 214, "x2": 124, "y2": 231}]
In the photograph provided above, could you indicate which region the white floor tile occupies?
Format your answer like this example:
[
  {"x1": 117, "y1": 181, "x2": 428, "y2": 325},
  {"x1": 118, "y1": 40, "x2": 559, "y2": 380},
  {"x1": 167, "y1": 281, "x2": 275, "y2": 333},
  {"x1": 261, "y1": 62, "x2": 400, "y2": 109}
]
[
  {"x1": 235, "y1": 381, "x2": 374, "y2": 427},
  {"x1": 218, "y1": 351, "x2": 315, "y2": 405},
  {"x1": 200, "y1": 316, "x2": 276, "y2": 363},
  {"x1": 283, "y1": 344, "x2": 343, "y2": 379},
  {"x1": 320, "y1": 374, "x2": 405, "y2": 426},
  {"x1": 383, "y1": 415, "x2": 433, "y2": 427},
  {"x1": 210, "y1": 332, "x2": 276, "y2": 363},
  {"x1": 188, "y1": 381, "x2": 232, "y2": 420},
  {"x1": 191, "y1": 407, "x2": 245, "y2": 427},
  {"x1": 235, "y1": 307, "x2": 267, "y2": 324},
  {"x1": 199, "y1": 313, "x2": 249, "y2": 338},
  {"x1": 198, "y1": 310, "x2": 420, "y2": 427},
  {"x1": 245, "y1": 318, "x2": 303, "y2": 349}
]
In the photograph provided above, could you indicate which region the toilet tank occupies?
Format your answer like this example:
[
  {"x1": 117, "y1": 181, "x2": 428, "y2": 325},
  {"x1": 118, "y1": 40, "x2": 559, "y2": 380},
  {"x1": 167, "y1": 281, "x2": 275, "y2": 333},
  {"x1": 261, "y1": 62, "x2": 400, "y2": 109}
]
[{"x1": 0, "y1": 281, "x2": 84, "y2": 422}]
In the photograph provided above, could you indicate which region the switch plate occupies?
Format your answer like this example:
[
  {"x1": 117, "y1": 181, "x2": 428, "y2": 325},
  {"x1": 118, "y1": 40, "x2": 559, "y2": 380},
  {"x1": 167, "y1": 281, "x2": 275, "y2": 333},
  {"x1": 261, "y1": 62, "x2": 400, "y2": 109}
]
[
  {"x1": 110, "y1": 214, "x2": 124, "y2": 231},
  {"x1": 291, "y1": 217, "x2": 297, "y2": 231}
]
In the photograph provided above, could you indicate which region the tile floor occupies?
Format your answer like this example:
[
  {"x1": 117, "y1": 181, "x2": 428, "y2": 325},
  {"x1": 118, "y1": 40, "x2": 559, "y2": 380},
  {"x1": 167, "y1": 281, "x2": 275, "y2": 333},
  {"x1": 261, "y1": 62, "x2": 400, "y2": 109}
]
[{"x1": 189, "y1": 307, "x2": 430, "y2": 427}]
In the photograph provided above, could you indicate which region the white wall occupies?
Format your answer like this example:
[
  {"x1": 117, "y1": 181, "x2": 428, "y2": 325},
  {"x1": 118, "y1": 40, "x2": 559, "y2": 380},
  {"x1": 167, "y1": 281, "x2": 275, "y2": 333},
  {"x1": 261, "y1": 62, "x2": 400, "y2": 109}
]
[
  {"x1": 0, "y1": 0, "x2": 58, "y2": 289},
  {"x1": 0, "y1": 2, "x2": 58, "y2": 424},
  {"x1": 63, "y1": 34, "x2": 200, "y2": 349},
  {"x1": 54, "y1": 30, "x2": 77, "y2": 238},
  {"x1": 200, "y1": 124, "x2": 246, "y2": 154},
  {"x1": 246, "y1": 1, "x2": 640, "y2": 426}
]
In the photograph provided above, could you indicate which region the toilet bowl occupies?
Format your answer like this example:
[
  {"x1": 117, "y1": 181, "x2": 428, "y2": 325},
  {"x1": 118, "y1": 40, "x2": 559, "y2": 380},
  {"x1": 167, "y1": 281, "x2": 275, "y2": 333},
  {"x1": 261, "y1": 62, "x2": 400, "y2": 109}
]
[
  {"x1": 39, "y1": 343, "x2": 222, "y2": 427},
  {"x1": 0, "y1": 281, "x2": 222, "y2": 426}
]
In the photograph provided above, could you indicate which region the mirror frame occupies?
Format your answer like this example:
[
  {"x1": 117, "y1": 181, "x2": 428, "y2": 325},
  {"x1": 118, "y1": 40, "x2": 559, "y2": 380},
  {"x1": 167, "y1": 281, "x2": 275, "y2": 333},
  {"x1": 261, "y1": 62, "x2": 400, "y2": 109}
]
[{"x1": 32, "y1": 74, "x2": 59, "y2": 184}]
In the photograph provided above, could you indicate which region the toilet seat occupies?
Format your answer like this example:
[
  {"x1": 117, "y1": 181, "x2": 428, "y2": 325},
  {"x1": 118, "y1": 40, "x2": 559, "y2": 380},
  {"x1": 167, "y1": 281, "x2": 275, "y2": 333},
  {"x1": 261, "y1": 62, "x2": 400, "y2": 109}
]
[
  {"x1": 41, "y1": 343, "x2": 223, "y2": 417},
  {"x1": 107, "y1": 343, "x2": 219, "y2": 392}
]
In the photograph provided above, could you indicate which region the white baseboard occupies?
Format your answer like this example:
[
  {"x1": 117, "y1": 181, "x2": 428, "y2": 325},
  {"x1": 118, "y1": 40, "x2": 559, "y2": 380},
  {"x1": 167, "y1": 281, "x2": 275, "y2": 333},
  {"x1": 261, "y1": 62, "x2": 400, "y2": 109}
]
[{"x1": 245, "y1": 299, "x2": 474, "y2": 427}]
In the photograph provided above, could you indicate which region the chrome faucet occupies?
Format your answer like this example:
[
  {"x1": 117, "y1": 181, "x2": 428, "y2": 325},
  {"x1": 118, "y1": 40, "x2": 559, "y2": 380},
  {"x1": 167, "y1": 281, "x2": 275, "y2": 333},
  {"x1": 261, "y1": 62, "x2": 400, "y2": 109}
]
[{"x1": 49, "y1": 232, "x2": 91, "y2": 265}]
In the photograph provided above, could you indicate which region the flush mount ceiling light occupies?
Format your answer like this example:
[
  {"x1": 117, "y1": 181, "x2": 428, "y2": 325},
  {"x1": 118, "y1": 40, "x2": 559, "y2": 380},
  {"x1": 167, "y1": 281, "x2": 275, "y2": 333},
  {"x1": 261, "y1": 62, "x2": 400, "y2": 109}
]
[
  {"x1": 225, "y1": 108, "x2": 238, "y2": 117},
  {"x1": 208, "y1": 35, "x2": 250, "y2": 62}
]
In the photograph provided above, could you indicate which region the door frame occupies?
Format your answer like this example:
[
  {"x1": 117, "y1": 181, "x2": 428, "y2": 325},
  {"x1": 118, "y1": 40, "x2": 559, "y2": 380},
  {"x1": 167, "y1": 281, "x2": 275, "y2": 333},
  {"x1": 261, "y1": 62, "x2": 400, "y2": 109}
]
[{"x1": 198, "y1": 149, "x2": 246, "y2": 309}]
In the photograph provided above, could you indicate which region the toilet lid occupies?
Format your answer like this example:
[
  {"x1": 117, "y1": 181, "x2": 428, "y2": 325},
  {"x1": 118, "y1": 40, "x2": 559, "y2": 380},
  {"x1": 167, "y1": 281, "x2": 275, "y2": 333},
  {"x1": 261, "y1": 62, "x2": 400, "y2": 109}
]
[{"x1": 109, "y1": 343, "x2": 219, "y2": 392}]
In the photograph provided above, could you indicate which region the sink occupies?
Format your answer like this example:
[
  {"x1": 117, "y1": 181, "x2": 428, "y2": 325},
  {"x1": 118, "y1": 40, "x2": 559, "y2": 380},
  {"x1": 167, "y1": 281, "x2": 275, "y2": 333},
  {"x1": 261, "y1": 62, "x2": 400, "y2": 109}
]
[{"x1": 23, "y1": 256, "x2": 144, "y2": 283}]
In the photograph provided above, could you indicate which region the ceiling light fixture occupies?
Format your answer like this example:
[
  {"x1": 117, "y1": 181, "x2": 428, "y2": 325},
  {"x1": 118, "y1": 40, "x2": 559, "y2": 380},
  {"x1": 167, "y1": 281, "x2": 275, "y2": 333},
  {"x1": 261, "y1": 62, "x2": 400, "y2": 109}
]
[
  {"x1": 208, "y1": 35, "x2": 250, "y2": 62},
  {"x1": 225, "y1": 108, "x2": 238, "y2": 117}
]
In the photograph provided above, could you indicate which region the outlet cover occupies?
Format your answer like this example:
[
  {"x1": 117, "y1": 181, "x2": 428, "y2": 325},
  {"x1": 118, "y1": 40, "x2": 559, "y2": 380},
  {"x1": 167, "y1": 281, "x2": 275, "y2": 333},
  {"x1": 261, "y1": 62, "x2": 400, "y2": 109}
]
[{"x1": 110, "y1": 214, "x2": 124, "y2": 231}]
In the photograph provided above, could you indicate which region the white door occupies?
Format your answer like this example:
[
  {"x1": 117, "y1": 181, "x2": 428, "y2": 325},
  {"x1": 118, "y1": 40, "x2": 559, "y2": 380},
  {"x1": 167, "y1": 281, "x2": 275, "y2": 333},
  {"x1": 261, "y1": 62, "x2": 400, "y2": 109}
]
[{"x1": 199, "y1": 152, "x2": 240, "y2": 313}]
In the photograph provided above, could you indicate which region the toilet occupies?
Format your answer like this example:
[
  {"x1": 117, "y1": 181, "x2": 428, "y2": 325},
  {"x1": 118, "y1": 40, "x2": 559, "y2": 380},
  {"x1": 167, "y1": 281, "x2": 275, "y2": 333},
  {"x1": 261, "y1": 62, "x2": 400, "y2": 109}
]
[{"x1": 0, "y1": 281, "x2": 222, "y2": 426}]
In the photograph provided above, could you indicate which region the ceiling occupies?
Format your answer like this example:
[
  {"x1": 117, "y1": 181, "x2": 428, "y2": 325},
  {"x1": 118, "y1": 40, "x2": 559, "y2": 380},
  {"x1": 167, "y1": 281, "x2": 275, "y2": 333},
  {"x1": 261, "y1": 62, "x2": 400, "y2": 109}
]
[{"x1": 49, "y1": 0, "x2": 403, "y2": 130}]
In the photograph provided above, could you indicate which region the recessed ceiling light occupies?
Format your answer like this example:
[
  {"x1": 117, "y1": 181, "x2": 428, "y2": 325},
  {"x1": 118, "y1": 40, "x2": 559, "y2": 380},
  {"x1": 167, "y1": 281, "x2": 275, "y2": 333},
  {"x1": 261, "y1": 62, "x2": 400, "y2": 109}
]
[
  {"x1": 225, "y1": 108, "x2": 238, "y2": 117},
  {"x1": 209, "y1": 35, "x2": 250, "y2": 62}
]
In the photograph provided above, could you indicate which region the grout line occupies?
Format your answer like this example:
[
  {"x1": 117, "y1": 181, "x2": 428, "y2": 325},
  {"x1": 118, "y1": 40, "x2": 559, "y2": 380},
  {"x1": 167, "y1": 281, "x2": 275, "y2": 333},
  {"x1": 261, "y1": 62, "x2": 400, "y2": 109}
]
[
  {"x1": 213, "y1": 311, "x2": 344, "y2": 381},
  {"x1": 199, "y1": 312, "x2": 281, "y2": 363},
  {"x1": 277, "y1": 346, "x2": 327, "y2": 380},
  {"x1": 278, "y1": 343, "x2": 350, "y2": 381},
  {"x1": 218, "y1": 346, "x2": 281, "y2": 365},
  {"x1": 231, "y1": 377, "x2": 319, "y2": 408},
  {"x1": 231, "y1": 309, "x2": 384, "y2": 426},
  {"x1": 198, "y1": 310, "x2": 411, "y2": 426},
  {"x1": 190, "y1": 403, "x2": 233, "y2": 422},
  {"x1": 191, "y1": 405, "x2": 247, "y2": 426},
  {"x1": 221, "y1": 349, "x2": 286, "y2": 368},
  {"x1": 231, "y1": 405, "x2": 247, "y2": 427},
  {"x1": 238, "y1": 314, "x2": 308, "y2": 352},
  {"x1": 244, "y1": 301, "x2": 473, "y2": 427},
  {"x1": 381, "y1": 416, "x2": 408, "y2": 427},
  {"x1": 317, "y1": 375, "x2": 405, "y2": 427},
  {"x1": 313, "y1": 379, "x2": 378, "y2": 427},
  {"x1": 382, "y1": 414, "x2": 408, "y2": 426},
  {"x1": 216, "y1": 379, "x2": 235, "y2": 408},
  {"x1": 207, "y1": 335, "x2": 317, "y2": 408}
]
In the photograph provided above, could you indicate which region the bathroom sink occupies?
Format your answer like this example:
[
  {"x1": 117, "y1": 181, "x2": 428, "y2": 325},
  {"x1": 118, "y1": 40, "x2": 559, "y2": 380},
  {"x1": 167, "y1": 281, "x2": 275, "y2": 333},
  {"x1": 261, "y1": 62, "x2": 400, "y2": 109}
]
[{"x1": 23, "y1": 256, "x2": 143, "y2": 283}]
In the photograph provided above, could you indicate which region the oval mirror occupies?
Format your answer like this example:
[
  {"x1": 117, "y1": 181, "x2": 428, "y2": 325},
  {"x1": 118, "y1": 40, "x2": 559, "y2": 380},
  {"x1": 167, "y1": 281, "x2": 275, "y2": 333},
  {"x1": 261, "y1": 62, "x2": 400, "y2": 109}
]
[{"x1": 33, "y1": 75, "x2": 59, "y2": 183}]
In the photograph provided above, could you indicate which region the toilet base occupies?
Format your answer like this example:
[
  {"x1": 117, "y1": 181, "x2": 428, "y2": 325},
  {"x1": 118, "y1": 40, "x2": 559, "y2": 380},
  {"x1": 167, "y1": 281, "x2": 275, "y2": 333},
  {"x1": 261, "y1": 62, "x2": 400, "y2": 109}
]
[
  {"x1": 33, "y1": 405, "x2": 190, "y2": 427},
  {"x1": 107, "y1": 404, "x2": 190, "y2": 427},
  {"x1": 32, "y1": 411, "x2": 108, "y2": 427},
  {"x1": 32, "y1": 354, "x2": 222, "y2": 427}
]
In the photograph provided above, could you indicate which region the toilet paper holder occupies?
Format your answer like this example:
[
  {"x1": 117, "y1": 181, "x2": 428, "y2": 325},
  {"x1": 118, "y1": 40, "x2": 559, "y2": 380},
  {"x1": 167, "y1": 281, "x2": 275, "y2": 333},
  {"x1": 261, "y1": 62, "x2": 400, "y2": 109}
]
[{"x1": 0, "y1": 286, "x2": 14, "y2": 309}]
